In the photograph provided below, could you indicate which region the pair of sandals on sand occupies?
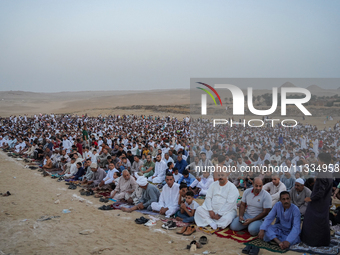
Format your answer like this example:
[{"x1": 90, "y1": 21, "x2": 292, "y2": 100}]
[
  {"x1": 135, "y1": 216, "x2": 149, "y2": 224},
  {"x1": 99, "y1": 197, "x2": 109, "y2": 203},
  {"x1": 79, "y1": 189, "x2": 94, "y2": 196},
  {"x1": 65, "y1": 182, "x2": 78, "y2": 190},
  {"x1": 98, "y1": 205, "x2": 113, "y2": 210},
  {"x1": 161, "y1": 220, "x2": 177, "y2": 230}
]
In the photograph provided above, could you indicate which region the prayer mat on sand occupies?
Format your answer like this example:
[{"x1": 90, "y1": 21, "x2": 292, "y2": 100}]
[
  {"x1": 45, "y1": 168, "x2": 61, "y2": 173},
  {"x1": 215, "y1": 228, "x2": 258, "y2": 243},
  {"x1": 244, "y1": 239, "x2": 288, "y2": 253},
  {"x1": 290, "y1": 241, "x2": 340, "y2": 255},
  {"x1": 51, "y1": 174, "x2": 62, "y2": 178},
  {"x1": 161, "y1": 219, "x2": 190, "y2": 227},
  {"x1": 111, "y1": 202, "x2": 127, "y2": 210},
  {"x1": 98, "y1": 192, "x2": 111, "y2": 197},
  {"x1": 136, "y1": 210, "x2": 159, "y2": 216}
]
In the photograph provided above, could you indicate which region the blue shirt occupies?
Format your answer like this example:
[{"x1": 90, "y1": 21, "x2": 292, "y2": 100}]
[
  {"x1": 74, "y1": 167, "x2": 85, "y2": 180},
  {"x1": 177, "y1": 175, "x2": 196, "y2": 186},
  {"x1": 260, "y1": 202, "x2": 301, "y2": 244},
  {"x1": 175, "y1": 159, "x2": 188, "y2": 174}
]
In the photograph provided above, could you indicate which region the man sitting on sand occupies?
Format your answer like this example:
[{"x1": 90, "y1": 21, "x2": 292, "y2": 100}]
[
  {"x1": 86, "y1": 163, "x2": 107, "y2": 188},
  {"x1": 140, "y1": 154, "x2": 155, "y2": 178},
  {"x1": 148, "y1": 154, "x2": 167, "y2": 184},
  {"x1": 108, "y1": 170, "x2": 138, "y2": 200},
  {"x1": 151, "y1": 172, "x2": 180, "y2": 218},
  {"x1": 62, "y1": 157, "x2": 77, "y2": 178},
  {"x1": 177, "y1": 169, "x2": 196, "y2": 186},
  {"x1": 194, "y1": 155, "x2": 239, "y2": 230},
  {"x1": 189, "y1": 171, "x2": 214, "y2": 196},
  {"x1": 93, "y1": 162, "x2": 119, "y2": 191},
  {"x1": 98, "y1": 148, "x2": 110, "y2": 168},
  {"x1": 263, "y1": 174, "x2": 287, "y2": 206},
  {"x1": 42, "y1": 154, "x2": 53, "y2": 170},
  {"x1": 72, "y1": 162, "x2": 85, "y2": 180},
  {"x1": 259, "y1": 191, "x2": 301, "y2": 250},
  {"x1": 131, "y1": 155, "x2": 144, "y2": 175},
  {"x1": 121, "y1": 175, "x2": 160, "y2": 212},
  {"x1": 175, "y1": 190, "x2": 199, "y2": 223},
  {"x1": 230, "y1": 178, "x2": 271, "y2": 236},
  {"x1": 289, "y1": 178, "x2": 311, "y2": 215},
  {"x1": 81, "y1": 159, "x2": 94, "y2": 184}
]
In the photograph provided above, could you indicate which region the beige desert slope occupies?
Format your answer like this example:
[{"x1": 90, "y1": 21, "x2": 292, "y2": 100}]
[{"x1": 0, "y1": 89, "x2": 190, "y2": 117}]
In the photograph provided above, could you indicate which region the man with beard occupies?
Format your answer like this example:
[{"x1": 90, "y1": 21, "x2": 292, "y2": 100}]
[
  {"x1": 148, "y1": 154, "x2": 167, "y2": 184},
  {"x1": 263, "y1": 174, "x2": 287, "y2": 206}
]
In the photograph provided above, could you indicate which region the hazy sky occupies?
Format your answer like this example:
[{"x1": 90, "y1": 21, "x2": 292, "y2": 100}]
[{"x1": 1, "y1": 0, "x2": 339, "y2": 92}]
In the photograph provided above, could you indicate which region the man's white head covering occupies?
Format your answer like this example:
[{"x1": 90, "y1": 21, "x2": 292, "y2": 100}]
[
  {"x1": 90, "y1": 163, "x2": 98, "y2": 169},
  {"x1": 296, "y1": 178, "x2": 304, "y2": 185},
  {"x1": 136, "y1": 176, "x2": 148, "y2": 186}
]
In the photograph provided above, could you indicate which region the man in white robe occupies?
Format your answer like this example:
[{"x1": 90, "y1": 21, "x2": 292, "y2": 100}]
[
  {"x1": 62, "y1": 136, "x2": 72, "y2": 153},
  {"x1": 151, "y1": 172, "x2": 179, "y2": 218},
  {"x1": 263, "y1": 174, "x2": 287, "y2": 206},
  {"x1": 190, "y1": 171, "x2": 214, "y2": 196},
  {"x1": 194, "y1": 155, "x2": 239, "y2": 229},
  {"x1": 148, "y1": 154, "x2": 167, "y2": 184}
]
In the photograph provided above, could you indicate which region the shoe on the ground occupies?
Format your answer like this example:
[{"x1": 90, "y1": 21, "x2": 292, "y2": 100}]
[
  {"x1": 176, "y1": 226, "x2": 187, "y2": 234},
  {"x1": 167, "y1": 221, "x2": 177, "y2": 230},
  {"x1": 186, "y1": 240, "x2": 202, "y2": 250},
  {"x1": 242, "y1": 245, "x2": 252, "y2": 254},
  {"x1": 135, "y1": 216, "x2": 148, "y2": 224},
  {"x1": 2, "y1": 191, "x2": 11, "y2": 197},
  {"x1": 161, "y1": 220, "x2": 173, "y2": 229},
  {"x1": 249, "y1": 246, "x2": 260, "y2": 255},
  {"x1": 183, "y1": 225, "x2": 196, "y2": 236},
  {"x1": 99, "y1": 197, "x2": 109, "y2": 203},
  {"x1": 144, "y1": 220, "x2": 156, "y2": 226},
  {"x1": 199, "y1": 236, "x2": 208, "y2": 245},
  {"x1": 85, "y1": 190, "x2": 94, "y2": 196}
]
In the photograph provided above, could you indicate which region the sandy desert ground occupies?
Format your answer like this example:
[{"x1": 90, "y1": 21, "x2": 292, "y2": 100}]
[
  {"x1": 0, "y1": 90, "x2": 190, "y2": 118},
  {"x1": 0, "y1": 151, "x2": 300, "y2": 255}
]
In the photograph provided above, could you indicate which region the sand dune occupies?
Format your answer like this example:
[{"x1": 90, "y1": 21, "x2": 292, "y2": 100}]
[{"x1": 0, "y1": 90, "x2": 190, "y2": 117}]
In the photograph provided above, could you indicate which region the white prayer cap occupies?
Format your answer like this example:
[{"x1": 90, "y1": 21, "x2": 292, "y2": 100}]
[
  {"x1": 90, "y1": 163, "x2": 98, "y2": 169},
  {"x1": 136, "y1": 176, "x2": 148, "y2": 186},
  {"x1": 296, "y1": 178, "x2": 304, "y2": 185},
  {"x1": 134, "y1": 172, "x2": 142, "y2": 178}
]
